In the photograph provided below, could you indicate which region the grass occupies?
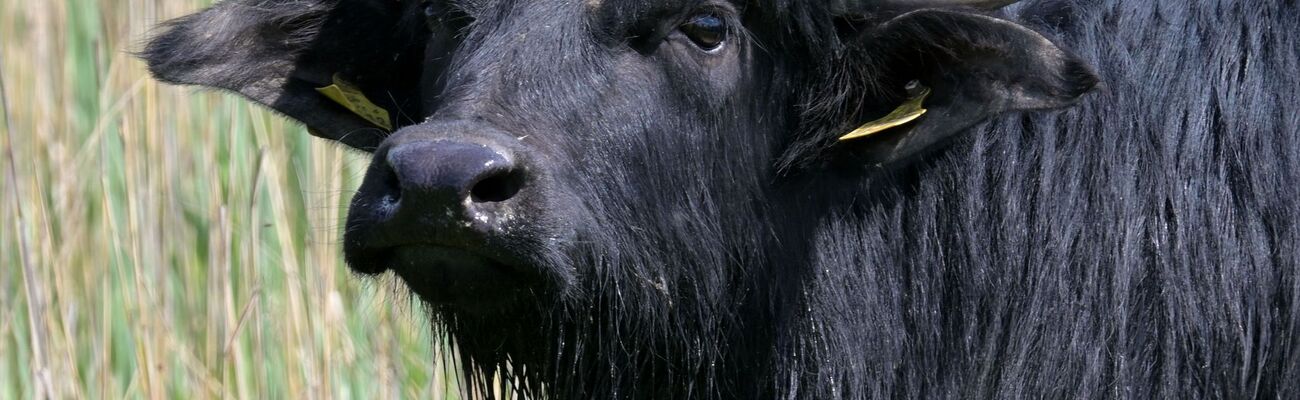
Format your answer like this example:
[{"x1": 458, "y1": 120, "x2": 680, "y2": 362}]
[{"x1": 0, "y1": 0, "x2": 470, "y2": 397}]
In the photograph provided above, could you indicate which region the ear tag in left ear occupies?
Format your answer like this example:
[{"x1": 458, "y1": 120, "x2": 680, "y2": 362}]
[
  {"x1": 316, "y1": 74, "x2": 393, "y2": 131},
  {"x1": 838, "y1": 81, "x2": 931, "y2": 141}
]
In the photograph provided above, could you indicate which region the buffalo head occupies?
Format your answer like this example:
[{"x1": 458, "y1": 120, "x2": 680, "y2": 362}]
[{"x1": 144, "y1": 0, "x2": 1095, "y2": 396}]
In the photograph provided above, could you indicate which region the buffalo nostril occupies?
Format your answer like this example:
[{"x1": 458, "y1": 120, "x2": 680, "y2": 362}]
[
  {"x1": 381, "y1": 139, "x2": 526, "y2": 211},
  {"x1": 382, "y1": 165, "x2": 403, "y2": 203},
  {"x1": 470, "y1": 168, "x2": 525, "y2": 203}
]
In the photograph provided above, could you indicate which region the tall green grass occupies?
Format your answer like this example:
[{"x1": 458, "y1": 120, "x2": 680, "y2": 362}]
[{"x1": 1, "y1": 0, "x2": 467, "y2": 397}]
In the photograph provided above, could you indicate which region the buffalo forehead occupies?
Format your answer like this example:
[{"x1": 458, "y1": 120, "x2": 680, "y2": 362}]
[{"x1": 587, "y1": 0, "x2": 723, "y2": 22}]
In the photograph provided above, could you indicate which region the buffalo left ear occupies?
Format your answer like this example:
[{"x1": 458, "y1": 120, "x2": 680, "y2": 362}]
[
  {"x1": 141, "y1": 0, "x2": 429, "y2": 152},
  {"x1": 835, "y1": 9, "x2": 1098, "y2": 166}
]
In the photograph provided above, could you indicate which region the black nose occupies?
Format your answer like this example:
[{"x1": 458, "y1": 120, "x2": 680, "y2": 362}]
[
  {"x1": 343, "y1": 131, "x2": 541, "y2": 276},
  {"x1": 381, "y1": 140, "x2": 527, "y2": 216}
]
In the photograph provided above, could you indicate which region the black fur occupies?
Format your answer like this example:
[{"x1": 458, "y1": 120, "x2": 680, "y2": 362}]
[{"x1": 142, "y1": 0, "x2": 1300, "y2": 398}]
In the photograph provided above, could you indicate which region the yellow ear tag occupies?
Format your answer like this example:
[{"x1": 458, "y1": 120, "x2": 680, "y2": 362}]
[
  {"x1": 316, "y1": 74, "x2": 394, "y2": 131},
  {"x1": 838, "y1": 81, "x2": 931, "y2": 141}
]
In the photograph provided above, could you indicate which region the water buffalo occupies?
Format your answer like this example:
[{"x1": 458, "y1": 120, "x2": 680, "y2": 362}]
[{"x1": 144, "y1": 0, "x2": 1299, "y2": 397}]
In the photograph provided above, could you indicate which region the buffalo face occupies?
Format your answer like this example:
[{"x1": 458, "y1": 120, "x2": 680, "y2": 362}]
[{"x1": 329, "y1": 1, "x2": 783, "y2": 309}]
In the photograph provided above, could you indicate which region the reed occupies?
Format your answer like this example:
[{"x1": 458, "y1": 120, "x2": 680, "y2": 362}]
[{"x1": 1, "y1": 0, "x2": 464, "y2": 397}]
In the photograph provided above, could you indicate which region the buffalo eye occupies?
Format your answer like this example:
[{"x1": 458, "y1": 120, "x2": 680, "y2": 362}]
[
  {"x1": 680, "y1": 14, "x2": 727, "y2": 52},
  {"x1": 421, "y1": 1, "x2": 444, "y2": 30}
]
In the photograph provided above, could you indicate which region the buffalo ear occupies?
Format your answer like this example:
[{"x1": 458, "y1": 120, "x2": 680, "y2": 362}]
[
  {"x1": 142, "y1": 0, "x2": 429, "y2": 151},
  {"x1": 831, "y1": 9, "x2": 1097, "y2": 167}
]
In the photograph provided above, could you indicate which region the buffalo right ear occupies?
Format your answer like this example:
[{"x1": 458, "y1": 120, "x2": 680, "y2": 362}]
[
  {"x1": 142, "y1": 0, "x2": 430, "y2": 151},
  {"x1": 788, "y1": 8, "x2": 1098, "y2": 170}
]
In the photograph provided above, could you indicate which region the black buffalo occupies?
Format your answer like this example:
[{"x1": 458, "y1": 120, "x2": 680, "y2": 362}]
[{"x1": 144, "y1": 0, "x2": 1300, "y2": 398}]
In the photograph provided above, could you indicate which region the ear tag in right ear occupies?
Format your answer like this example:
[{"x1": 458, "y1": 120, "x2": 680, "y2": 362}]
[
  {"x1": 316, "y1": 74, "x2": 394, "y2": 131},
  {"x1": 838, "y1": 81, "x2": 931, "y2": 141}
]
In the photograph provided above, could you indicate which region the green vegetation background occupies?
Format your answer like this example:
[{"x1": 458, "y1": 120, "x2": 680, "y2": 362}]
[{"x1": 1, "y1": 0, "x2": 469, "y2": 397}]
